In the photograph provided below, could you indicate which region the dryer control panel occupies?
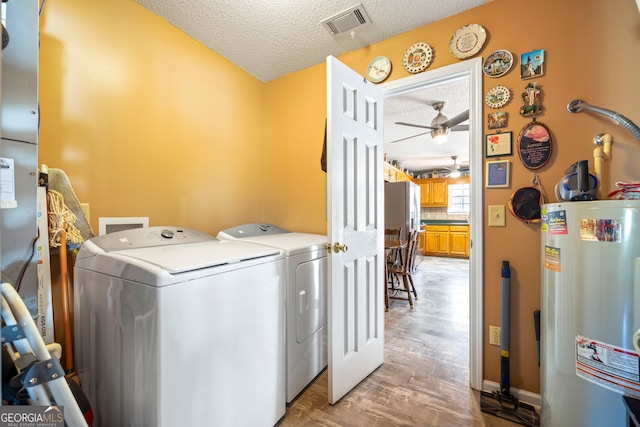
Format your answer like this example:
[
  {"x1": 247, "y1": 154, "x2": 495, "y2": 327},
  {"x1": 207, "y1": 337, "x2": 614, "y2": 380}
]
[
  {"x1": 217, "y1": 223, "x2": 291, "y2": 239},
  {"x1": 89, "y1": 226, "x2": 216, "y2": 252}
]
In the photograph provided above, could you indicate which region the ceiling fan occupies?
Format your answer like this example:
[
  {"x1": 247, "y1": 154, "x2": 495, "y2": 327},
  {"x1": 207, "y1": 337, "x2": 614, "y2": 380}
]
[
  {"x1": 439, "y1": 156, "x2": 469, "y2": 177},
  {"x1": 392, "y1": 101, "x2": 469, "y2": 144}
]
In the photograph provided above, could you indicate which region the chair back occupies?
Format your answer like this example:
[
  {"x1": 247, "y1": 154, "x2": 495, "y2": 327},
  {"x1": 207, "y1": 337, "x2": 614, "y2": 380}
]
[
  {"x1": 385, "y1": 228, "x2": 404, "y2": 266},
  {"x1": 385, "y1": 228, "x2": 402, "y2": 242},
  {"x1": 402, "y1": 230, "x2": 419, "y2": 273}
]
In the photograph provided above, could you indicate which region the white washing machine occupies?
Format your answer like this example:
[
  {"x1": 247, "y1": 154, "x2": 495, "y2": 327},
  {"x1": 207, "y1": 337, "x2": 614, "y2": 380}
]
[
  {"x1": 217, "y1": 224, "x2": 327, "y2": 402},
  {"x1": 73, "y1": 226, "x2": 286, "y2": 427}
]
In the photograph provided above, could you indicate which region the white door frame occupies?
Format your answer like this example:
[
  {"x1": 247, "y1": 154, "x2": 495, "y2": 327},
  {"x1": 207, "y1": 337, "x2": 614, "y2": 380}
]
[{"x1": 379, "y1": 58, "x2": 484, "y2": 390}]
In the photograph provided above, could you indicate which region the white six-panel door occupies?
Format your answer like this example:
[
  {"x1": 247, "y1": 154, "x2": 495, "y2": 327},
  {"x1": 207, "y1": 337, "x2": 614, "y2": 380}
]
[{"x1": 326, "y1": 56, "x2": 385, "y2": 404}]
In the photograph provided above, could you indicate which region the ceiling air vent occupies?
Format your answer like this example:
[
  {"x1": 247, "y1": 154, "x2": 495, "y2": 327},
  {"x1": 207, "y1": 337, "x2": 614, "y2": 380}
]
[{"x1": 321, "y1": 4, "x2": 371, "y2": 36}]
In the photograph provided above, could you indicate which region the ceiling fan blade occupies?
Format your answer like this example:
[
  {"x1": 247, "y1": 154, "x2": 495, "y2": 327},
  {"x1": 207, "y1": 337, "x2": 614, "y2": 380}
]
[
  {"x1": 387, "y1": 130, "x2": 431, "y2": 143},
  {"x1": 451, "y1": 124, "x2": 469, "y2": 132},
  {"x1": 395, "y1": 121, "x2": 437, "y2": 130},
  {"x1": 443, "y1": 109, "x2": 469, "y2": 128}
]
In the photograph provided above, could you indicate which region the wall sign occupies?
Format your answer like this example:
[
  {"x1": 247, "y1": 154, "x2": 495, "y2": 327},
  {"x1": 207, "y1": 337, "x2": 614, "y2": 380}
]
[
  {"x1": 517, "y1": 121, "x2": 552, "y2": 170},
  {"x1": 520, "y1": 49, "x2": 545, "y2": 79},
  {"x1": 486, "y1": 160, "x2": 511, "y2": 188},
  {"x1": 486, "y1": 131, "x2": 513, "y2": 157}
]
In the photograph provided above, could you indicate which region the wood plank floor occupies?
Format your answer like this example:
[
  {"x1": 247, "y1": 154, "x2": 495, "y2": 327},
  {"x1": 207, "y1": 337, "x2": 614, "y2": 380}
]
[{"x1": 277, "y1": 256, "x2": 521, "y2": 427}]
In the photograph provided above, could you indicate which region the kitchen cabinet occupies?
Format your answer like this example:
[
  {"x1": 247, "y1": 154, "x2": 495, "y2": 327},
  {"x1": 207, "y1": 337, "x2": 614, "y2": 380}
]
[
  {"x1": 449, "y1": 225, "x2": 470, "y2": 257},
  {"x1": 417, "y1": 178, "x2": 448, "y2": 207},
  {"x1": 424, "y1": 225, "x2": 449, "y2": 255},
  {"x1": 384, "y1": 162, "x2": 414, "y2": 183},
  {"x1": 423, "y1": 224, "x2": 469, "y2": 258}
]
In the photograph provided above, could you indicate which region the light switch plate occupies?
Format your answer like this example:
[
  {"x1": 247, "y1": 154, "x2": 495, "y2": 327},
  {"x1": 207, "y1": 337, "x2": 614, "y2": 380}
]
[{"x1": 488, "y1": 205, "x2": 506, "y2": 227}]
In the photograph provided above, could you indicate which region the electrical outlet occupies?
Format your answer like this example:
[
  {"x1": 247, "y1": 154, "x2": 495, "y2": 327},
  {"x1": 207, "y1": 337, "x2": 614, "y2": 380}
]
[{"x1": 490, "y1": 325, "x2": 501, "y2": 346}]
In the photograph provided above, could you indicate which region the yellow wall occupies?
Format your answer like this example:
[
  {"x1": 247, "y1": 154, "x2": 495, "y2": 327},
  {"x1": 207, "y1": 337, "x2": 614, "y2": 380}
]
[
  {"x1": 39, "y1": 0, "x2": 640, "y2": 396},
  {"x1": 264, "y1": 0, "x2": 640, "y2": 395},
  {"x1": 39, "y1": 0, "x2": 266, "y2": 237}
]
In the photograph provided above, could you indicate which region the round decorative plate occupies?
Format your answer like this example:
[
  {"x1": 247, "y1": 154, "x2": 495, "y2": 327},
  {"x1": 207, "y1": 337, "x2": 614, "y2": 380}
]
[
  {"x1": 449, "y1": 23, "x2": 487, "y2": 59},
  {"x1": 485, "y1": 85, "x2": 511, "y2": 109},
  {"x1": 367, "y1": 55, "x2": 392, "y2": 83},
  {"x1": 483, "y1": 50, "x2": 514, "y2": 78},
  {"x1": 402, "y1": 42, "x2": 434, "y2": 74}
]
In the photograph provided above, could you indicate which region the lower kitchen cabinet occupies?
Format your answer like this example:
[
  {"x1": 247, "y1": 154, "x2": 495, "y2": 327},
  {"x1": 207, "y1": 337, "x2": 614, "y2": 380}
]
[
  {"x1": 449, "y1": 225, "x2": 470, "y2": 257},
  {"x1": 424, "y1": 225, "x2": 449, "y2": 255},
  {"x1": 423, "y1": 224, "x2": 469, "y2": 258}
]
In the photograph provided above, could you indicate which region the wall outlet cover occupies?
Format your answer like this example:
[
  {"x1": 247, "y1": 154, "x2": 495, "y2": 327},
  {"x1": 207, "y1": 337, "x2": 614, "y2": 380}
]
[{"x1": 488, "y1": 205, "x2": 506, "y2": 227}]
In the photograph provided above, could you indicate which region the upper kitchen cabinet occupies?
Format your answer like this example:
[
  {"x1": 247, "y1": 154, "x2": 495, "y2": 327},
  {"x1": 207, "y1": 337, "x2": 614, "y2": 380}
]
[
  {"x1": 417, "y1": 178, "x2": 448, "y2": 207},
  {"x1": 384, "y1": 161, "x2": 414, "y2": 183}
]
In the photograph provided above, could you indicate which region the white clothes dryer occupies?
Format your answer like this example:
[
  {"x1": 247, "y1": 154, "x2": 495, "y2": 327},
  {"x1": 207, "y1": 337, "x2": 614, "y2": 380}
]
[
  {"x1": 217, "y1": 224, "x2": 327, "y2": 402},
  {"x1": 73, "y1": 227, "x2": 286, "y2": 427}
]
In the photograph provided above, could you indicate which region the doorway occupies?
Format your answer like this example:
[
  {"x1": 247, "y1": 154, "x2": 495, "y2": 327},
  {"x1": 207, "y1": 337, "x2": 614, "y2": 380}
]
[{"x1": 379, "y1": 58, "x2": 484, "y2": 390}]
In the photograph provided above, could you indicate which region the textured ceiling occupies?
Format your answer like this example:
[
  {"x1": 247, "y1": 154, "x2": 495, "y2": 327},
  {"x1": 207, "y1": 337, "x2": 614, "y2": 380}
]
[{"x1": 134, "y1": 0, "x2": 488, "y2": 82}]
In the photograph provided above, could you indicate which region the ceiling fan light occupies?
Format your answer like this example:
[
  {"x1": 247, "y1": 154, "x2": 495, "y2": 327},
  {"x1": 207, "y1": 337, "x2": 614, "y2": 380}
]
[
  {"x1": 450, "y1": 170, "x2": 461, "y2": 178},
  {"x1": 431, "y1": 127, "x2": 449, "y2": 144},
  {"x1": 433, "y1": 134, "x2": 448, "y2": 144}
]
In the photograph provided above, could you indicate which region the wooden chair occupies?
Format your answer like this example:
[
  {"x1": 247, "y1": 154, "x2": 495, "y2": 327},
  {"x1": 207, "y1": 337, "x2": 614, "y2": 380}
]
[
  {"x1": 384, "y1": 228, "x2": 403, "y2": 282},
  {"x1": 385, "y1": 227, "x2": 403, "y2": 258},
  {"x1": 388, "y1": 230, "x2": 419, "y2": 308}
]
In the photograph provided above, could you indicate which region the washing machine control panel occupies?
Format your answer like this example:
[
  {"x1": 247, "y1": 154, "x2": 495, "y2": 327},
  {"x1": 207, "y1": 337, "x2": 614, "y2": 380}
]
[{"x1": 89, "y1": 226, "x2": 216, "y2": 251}]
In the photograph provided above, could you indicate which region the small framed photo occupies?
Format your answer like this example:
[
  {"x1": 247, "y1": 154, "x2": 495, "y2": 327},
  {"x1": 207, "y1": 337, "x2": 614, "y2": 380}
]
[
  {"x1": 488, "y1": 111, "x2": 508, "y2": 129},
  {"x1": 520, "y1": 49, "x2": 544, "y2": 79},
  {"x1": 486, "y1": 160, "x2": 511, "y2": 188},
  {"x1": 485, "y1": 131, "x2": 513, "y2": 158}
]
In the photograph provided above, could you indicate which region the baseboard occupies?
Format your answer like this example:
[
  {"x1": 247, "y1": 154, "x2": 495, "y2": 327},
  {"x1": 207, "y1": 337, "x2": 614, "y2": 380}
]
[{"x1": 481, "y1": 380, "x2": 541, "y2": 409}]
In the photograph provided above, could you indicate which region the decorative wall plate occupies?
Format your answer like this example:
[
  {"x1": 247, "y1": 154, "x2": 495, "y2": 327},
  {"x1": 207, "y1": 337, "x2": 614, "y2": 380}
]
[
  {"x1": 449, "y1": 24, "x2": 487, "y2": 59},
  {"x1": 483, "y1": 50, "x2": 514, "y2": 78},
  {"x1": 367, "y1": 55, "x2": 392, "y2": 83},
  {"x1": 485, "y1": 85, "x2": 511, "y2": 109},
  {"x1": 402, "y1": 42, "x2": 434, "y2": 74}
]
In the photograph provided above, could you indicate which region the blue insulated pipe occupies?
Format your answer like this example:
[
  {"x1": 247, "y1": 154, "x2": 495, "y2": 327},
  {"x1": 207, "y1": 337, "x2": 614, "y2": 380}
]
[{"x1": 500, "y1": 260, "x2": 511, "y2": 396}]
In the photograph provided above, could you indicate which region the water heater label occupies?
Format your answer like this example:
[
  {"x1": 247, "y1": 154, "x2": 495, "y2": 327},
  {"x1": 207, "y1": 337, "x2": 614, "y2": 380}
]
[
  {"x1": 541, "y1": 209, "x2": 568, "y2": 234},
  {"x1": 543, "y1": 246, "x2": 561, "y2": 272},
  {"x1": 575, "y1": 335, "x2": 640, "y2": 397},
  {"x1": 579, "y1": 219, "x2": 622, "y2": 242}
]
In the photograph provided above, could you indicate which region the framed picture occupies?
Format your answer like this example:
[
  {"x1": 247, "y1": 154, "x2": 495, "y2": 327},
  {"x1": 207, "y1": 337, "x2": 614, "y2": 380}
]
[
  {"x1": 486, "y1": 160, "x2": 511, "y2": 188},
  {"x1": 485, "y1": 131, "x2": 513, "y2": 157},
  {"x1": 488, "y1": 111, "x2": 508, "y2": 129},
  {"x1": 520, "y1": 49, "x2": 544, "y2": 79}
]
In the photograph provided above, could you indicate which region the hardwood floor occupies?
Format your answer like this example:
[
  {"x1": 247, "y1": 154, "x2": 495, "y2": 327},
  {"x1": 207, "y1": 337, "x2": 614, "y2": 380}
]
[{"x1": 277, "y1": 256, "x2": 520, "y2": 427}]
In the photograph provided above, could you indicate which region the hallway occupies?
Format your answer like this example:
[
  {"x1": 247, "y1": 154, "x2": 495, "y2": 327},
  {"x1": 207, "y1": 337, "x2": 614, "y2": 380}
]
[{"x1": 278, "y1": 256, "x2": 520, "y2": 426}]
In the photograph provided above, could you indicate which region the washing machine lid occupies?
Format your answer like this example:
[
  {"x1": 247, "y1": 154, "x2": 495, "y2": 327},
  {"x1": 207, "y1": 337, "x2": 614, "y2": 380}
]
[
  {"x1": 76, "y1": 227, "x2": 283, "y2": 284},
  {"x1": 113, "y1": 240, "x2": 281, "y2": 274}
]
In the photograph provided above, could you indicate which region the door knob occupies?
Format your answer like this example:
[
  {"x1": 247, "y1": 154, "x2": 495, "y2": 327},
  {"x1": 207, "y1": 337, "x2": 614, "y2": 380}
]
[
  {"x1": 325, "y1": 242, "x2": 348, "y2": 253},
  {"x1": 333, "y1": 242, "x2": 348, "y2": 253}
]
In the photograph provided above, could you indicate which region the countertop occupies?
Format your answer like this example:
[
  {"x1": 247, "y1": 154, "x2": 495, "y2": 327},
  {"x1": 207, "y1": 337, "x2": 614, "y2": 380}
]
[{"x1": 421, "y1": 220, "x2": 469, "y2": 226}]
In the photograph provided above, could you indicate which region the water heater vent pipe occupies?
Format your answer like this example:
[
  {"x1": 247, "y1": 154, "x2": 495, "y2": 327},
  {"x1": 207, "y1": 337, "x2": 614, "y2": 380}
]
[{"x1": 593, "y1": 133, "x2": 612, "y2": 199}]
